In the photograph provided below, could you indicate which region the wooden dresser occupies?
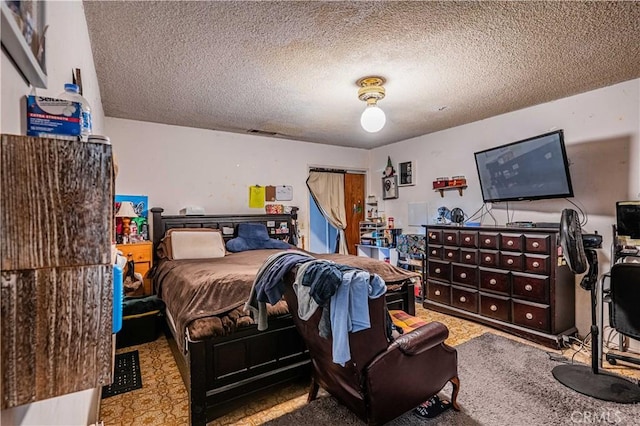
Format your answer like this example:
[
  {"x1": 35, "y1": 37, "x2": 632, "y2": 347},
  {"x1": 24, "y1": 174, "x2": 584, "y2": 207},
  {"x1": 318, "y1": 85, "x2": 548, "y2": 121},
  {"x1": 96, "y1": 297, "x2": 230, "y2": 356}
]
[{"x1": 423, "y1": 224, "x2": 577, "y2": 348}]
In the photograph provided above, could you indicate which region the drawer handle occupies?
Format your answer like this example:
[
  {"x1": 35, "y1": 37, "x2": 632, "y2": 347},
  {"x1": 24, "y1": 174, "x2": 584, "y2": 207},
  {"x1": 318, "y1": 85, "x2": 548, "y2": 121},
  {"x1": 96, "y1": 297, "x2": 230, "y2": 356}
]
[
  {"x1": 431, "y1": 250, "x2": 437, "y2": 255},
  {"x1": 525, "y1": 313, "x2": 534, "y2": 320},
  {"x1": 490, "y1": 304, "x2": 498, "y2": 312},
  {"x1": 489, "y1": 278, "x2": 497, "y2": 285},
  {"x1": 459, "y1": 296, "x2": 467, "y2": 303},
  {"x1": 532, "y1": 242, "x2": 540, "y2": 248},
  {"x1": 525, "y1": 284, "x2": 533, "y2": 291},
  {"x1": 533, "y1": 261, "x2": 540, "y2": 268},
  {"x1": 464, "y1": 237, "x2": 471, "y2": 242},
  {"x1": 448, "y1": 252, "x2": 454, "y2": 258},
  {"x1": 485, "y1": 256, "x2": 492, "y2": 262},
  {"x1": 447, "y1": 236, "x2": 453, "y2": 241},
  {"x1": 460, "y1": 272, "x2": 467, "y2": 279},
  {"x1": 484, "y1": 238, "x2": 491, "y2": 244},
  {"x1": 465, "y1": 254, "x2": 472, "y2": 260},
  {"x1": 507, "y1": 259, "x2": 514, "y2": 265},
  {"x1": 431, "y1": 235, "x2": 437, "y2": 240},
  {"x1": 435, "y1": 290, "x2": 441, "y2": 296},
  {"x1": 507, "y1": 240, "x2": 514, "y2": 246},
  {"x1": 435, "y1": 268, "x2": 441, "y2": 274}
]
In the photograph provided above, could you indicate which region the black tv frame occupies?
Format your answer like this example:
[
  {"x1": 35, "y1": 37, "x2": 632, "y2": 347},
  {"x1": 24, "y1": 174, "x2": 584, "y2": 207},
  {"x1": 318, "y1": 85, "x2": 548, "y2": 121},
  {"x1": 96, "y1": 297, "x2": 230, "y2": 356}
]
[{"x1": 474, "y1": 130, "x2": 574, "y2": 203}]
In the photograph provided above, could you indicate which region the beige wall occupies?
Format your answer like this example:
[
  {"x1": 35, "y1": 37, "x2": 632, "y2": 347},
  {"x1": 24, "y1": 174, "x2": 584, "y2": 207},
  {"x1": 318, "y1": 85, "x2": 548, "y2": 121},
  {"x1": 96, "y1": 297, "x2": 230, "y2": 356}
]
[
  {"x1": 105, "y1": 117, "x2": 369, "y2": 245},
  {"x1": 370, "y1": 78, "x2": 640, "y2": 341},
  {"x1": 1, "y1": 1, "x2": 103, "y2": 424}
]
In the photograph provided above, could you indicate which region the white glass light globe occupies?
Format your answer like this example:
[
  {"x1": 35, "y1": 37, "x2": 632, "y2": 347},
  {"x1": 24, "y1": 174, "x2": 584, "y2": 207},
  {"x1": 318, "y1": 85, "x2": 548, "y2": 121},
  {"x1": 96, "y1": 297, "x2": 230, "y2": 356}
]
[{"x1": 360, "y1": 105, "x2": 386, "y2": 133}]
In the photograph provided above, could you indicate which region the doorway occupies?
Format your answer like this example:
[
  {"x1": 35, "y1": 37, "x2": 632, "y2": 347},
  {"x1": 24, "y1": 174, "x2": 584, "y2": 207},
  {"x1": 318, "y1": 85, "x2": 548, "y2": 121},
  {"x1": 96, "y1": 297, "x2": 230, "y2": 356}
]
[{"x1": 307, "y1": 170, "x2": 365, "y2": 254}]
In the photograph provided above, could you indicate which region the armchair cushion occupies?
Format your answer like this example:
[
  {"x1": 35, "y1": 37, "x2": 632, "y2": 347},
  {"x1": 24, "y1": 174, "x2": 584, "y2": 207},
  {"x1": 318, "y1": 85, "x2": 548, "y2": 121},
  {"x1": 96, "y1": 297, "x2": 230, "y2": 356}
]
[{"x1": 390, "y1": 321, "x2": 450, "y2": 355}]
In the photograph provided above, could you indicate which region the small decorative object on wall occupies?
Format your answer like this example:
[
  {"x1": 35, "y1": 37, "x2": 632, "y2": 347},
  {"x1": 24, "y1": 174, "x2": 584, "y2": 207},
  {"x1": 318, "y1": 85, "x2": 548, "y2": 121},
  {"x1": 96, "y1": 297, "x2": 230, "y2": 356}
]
[
  {"x1": 398, "y1": 161, "x2": 415, "y2": 186},
  {"x1": 382, "y1": 175, "x2": 398, "y2": 200},
  {"x1": 249, "y1": 185, "x2": 265, "y2": 208},
  {"x1": 383, "y1": 156, "x2": 395, "y2": 177},
  {"x1": 275, "y1": 185, "x2": 293, "y2": 201},
  {"x1": 1, "y1": 0, "x2": 48, "y2": 88}
]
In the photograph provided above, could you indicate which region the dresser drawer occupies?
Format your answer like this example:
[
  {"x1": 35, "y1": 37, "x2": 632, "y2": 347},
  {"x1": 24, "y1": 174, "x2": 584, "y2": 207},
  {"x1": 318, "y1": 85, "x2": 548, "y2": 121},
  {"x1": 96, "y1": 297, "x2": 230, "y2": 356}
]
[
  {"x1": 479, "y1": 267, "x2": 510, "y2": 294},
  {"x1": 427, "y1": 230, "x2": 443, "y2": 245},
  {"x1": 428, "y1": 246, "x2": 443, "y2": 259},
  {"x1": 118, "y1": 242, "x2": 152, "y2": 262},
  {"x1": 443, "y1": 231, "x2": 459, "y2": 246},
  {"x1": 480, "y1": 294, "x2": 510, "y2": 322},
  {"x1": 479, "y1": 233, "x2": 499, "y2": 249},
  {"x1": 443, "y1": 247, "x2": 460, "y2": 262},
  {"x1": 428, "y1": 260, "x2": 451, "y2": 281},
  {"x1": 451, "y1": 263, "x2": 478, "y2": 287},
  {"x1": 512, "y1": 272, "x2": 549, "y2": 304},
  {"x1": 500, "y1": 233, "x2": 523, "y2": 252},
  {"x1": 524, "y1": 254, "x2": 550, "y2": 275},
  {"x1": 451, "y1": 287, "x2": 478, "y2": 313},
  {"x1": 500, "y1": 252, "x2": 523, "y2": 271},
  {"x1": 460, "y1": 249, "x2": 477, "y2": 265},
  {"x1": 479, "y1": 250, "x2": 499, "y2": 267},
  {"x1": 459, "y1": 231, "x2": 478, "y2": 248},
  {"x1": 513, "y1": 300, "x2": 550, "y2": 333},
  {"x1": 525, "y1": 234, "x2": 551, "y2": 254},
  {"x1": 427, "y1": 280, "x2": 451, "y2": 305}
]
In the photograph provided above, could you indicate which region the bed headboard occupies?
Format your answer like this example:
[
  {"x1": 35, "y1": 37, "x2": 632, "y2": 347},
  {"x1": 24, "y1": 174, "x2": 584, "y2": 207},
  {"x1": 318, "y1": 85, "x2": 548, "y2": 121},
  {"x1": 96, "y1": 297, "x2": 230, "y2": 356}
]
[{"x1": 150, "y1": 207, "x2": 294, "y2": 261}]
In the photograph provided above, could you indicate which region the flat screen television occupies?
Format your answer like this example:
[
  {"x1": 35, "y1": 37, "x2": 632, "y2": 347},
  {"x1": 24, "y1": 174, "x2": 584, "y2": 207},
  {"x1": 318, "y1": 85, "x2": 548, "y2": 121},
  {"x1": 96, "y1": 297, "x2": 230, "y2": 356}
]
[{"x1": 474, "y1": 130, "x2": 574, "y2": 203}]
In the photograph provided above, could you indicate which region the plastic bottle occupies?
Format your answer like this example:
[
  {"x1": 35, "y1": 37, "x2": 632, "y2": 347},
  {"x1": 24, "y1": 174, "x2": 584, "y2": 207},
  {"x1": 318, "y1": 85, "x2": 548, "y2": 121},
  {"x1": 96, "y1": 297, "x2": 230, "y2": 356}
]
[{"x1": 58, "y1": 83, "x2": 92, "y2": 140}]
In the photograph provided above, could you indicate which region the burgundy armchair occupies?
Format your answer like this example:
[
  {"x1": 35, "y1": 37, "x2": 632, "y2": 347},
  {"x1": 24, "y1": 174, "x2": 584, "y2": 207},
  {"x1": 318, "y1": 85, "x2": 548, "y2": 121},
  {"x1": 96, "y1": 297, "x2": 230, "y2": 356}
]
[{"x1": 283, "y1": 279, "x2": 460, "y2": 425}]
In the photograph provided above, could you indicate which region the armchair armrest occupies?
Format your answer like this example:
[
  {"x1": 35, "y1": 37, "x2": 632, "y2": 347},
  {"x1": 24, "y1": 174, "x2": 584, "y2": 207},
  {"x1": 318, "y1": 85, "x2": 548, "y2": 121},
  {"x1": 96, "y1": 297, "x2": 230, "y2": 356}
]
[{"x1": 389, "y1": 321, "x2": 449, "y2": 355}]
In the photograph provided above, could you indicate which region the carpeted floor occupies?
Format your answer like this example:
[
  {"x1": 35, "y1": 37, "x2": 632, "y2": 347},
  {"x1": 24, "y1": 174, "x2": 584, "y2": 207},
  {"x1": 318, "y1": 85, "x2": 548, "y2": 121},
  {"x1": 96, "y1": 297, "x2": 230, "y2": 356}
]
[
  {"x1": 100, "y1": 305, "x2": 640, "y2": 425},
  {"x1": 264, "y1": 333, "x2": 640, "y2": 425}
]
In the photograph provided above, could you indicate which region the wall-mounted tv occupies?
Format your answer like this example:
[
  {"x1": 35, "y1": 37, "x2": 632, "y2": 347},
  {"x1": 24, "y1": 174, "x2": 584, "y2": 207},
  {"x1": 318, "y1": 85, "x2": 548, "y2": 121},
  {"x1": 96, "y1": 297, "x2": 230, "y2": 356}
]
[{"x1": 474, "y1": 130, "x2": 574, "y2": 203}]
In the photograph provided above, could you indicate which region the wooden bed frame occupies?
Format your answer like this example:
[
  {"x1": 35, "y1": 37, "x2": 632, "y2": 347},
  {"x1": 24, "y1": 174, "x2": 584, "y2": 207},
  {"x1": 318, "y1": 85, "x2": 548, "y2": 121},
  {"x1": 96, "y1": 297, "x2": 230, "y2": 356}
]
[{"x1": 151, "y1": 208, "x2": 310, "y2": 425}]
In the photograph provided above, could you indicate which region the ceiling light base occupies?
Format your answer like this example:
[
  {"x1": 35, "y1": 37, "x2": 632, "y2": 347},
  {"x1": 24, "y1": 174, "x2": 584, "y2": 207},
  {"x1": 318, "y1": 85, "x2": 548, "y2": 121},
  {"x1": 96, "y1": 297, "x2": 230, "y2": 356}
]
[{"x1": 357, "y1": 76, "x2": 386, "y2": 102}]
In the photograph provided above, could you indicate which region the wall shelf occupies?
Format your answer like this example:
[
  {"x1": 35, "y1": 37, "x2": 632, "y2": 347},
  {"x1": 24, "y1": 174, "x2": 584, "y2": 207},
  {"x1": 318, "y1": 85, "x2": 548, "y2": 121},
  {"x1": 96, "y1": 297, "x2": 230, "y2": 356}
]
[{"x1": 435, "y1": 184, "x2": 467, "y2": 197}]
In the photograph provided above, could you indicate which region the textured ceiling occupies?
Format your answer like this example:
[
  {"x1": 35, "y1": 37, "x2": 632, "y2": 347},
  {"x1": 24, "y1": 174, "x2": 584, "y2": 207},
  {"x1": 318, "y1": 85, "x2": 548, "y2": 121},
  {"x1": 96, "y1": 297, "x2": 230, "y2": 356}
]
[{"x1": 84, "y1": 1, "x2": 640, "y2": 149}]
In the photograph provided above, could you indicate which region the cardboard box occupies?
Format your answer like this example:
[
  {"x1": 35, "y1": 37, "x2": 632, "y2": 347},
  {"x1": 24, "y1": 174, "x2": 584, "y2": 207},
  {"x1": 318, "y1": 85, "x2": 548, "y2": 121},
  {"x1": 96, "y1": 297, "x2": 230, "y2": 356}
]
[{"x1": 26, "y1": 95, "x2": 81, "y2": 137}]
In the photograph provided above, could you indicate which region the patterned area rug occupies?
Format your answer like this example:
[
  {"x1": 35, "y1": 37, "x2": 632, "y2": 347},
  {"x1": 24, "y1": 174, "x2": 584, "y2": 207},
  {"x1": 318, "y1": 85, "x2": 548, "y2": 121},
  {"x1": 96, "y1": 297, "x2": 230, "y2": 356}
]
[
  {"x1": 102, "y1": 350, "x2": 142, "y2": 398},
  {"x1": 263, "y1": 333, "x2": 640, "y2": 426}
]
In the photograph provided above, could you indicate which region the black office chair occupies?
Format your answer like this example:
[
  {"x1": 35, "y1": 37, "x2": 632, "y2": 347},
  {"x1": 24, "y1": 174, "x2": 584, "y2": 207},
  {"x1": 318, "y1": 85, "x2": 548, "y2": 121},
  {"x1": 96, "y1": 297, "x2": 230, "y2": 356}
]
[{"x1": 604, "y1": 261, "x2": 640, "y2": 367}]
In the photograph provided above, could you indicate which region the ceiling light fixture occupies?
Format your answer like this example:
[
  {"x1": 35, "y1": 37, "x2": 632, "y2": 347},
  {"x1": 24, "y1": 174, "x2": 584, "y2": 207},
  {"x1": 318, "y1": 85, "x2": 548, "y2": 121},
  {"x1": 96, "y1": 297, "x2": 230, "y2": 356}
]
[{"x1": 357, "y1": 76, "x2": 386, "y2": 133}]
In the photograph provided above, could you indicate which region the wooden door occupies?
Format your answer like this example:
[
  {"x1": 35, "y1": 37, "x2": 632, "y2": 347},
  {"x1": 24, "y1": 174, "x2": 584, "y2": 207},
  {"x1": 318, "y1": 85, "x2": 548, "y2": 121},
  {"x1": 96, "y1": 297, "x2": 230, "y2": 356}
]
[{"x1": 344, "y1": 173, "x2": 365, "y2": 255}]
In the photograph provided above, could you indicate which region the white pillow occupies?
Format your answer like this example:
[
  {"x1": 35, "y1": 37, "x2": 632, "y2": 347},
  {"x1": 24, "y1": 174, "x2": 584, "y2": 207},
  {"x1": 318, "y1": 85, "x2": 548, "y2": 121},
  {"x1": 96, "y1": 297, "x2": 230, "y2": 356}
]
[{"x1": 170, "y1": 230, "x2": 226, "y2": 259}]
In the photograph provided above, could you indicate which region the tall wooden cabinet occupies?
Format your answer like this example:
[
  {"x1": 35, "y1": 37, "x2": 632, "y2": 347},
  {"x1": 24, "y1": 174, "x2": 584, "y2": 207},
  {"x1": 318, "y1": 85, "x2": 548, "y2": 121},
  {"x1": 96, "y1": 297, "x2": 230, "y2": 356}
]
[
  {"x1": 1, "y1": 134, "x2": 113, "y2": 408},
  {"x1": 423, "y1": 224, "x2": 577, "y2": 348}
]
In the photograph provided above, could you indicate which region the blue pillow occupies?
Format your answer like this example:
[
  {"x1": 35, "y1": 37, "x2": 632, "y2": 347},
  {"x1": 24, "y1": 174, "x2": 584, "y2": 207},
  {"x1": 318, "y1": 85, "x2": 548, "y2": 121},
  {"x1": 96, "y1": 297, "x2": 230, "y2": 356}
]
[
  {"x1": 237, "y1": 223, "x2": 270, "y2": 240},
  {"x1": 226, "y1": 223, "x2": 291, "y2": 252}
]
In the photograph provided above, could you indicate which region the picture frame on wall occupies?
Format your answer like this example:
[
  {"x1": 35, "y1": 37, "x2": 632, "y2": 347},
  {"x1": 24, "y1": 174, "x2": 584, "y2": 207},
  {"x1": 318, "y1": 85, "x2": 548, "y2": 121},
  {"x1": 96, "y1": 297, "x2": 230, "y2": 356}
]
[
  {"x1": 1, "y1": 1, "x2": 48, "y2": 88},
  {"x1": 398, "y1": 161, "x2": 415, "y2": 186},
  {"x1": 382, "y1": 175, "x2": 399, "y2": 200}
]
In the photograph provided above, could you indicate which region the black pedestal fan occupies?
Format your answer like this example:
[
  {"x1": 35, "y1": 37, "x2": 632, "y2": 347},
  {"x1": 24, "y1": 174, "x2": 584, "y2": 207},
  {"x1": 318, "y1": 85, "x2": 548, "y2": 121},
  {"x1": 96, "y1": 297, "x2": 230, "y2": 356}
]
[{"x1": 551, "y1": 209, "x2": 640, "y2": 403}]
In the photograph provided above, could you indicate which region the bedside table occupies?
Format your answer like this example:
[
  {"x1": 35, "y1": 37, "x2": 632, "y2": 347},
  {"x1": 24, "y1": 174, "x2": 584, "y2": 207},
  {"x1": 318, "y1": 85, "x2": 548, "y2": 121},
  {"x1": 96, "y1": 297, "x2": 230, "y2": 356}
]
[{"x1": 116, "y1": 241, "x2": 153, "y2": 295}]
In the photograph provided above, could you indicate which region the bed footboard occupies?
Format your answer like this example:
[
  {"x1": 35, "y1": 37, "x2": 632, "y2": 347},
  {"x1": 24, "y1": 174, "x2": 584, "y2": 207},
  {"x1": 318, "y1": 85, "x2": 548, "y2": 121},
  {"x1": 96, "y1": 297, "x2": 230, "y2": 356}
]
[{"x1": 165, "y1": 315, "x2": 310, "y2": 425}]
